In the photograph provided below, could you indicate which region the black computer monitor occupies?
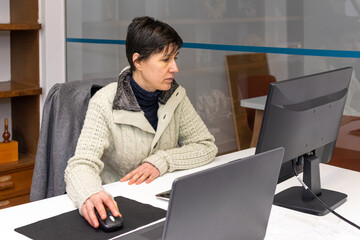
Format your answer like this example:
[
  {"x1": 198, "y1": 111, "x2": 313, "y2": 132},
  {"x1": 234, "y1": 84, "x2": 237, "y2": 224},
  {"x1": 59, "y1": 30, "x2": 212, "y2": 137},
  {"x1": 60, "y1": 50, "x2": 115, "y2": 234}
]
[{"x1": 255, "y1": 67, "x2": 353, "y2": 216}]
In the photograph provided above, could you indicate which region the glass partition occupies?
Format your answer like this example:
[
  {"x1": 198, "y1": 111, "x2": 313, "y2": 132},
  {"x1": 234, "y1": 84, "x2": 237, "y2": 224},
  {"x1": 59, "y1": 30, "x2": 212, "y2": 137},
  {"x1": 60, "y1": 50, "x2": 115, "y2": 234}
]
[{"x1": 66, "y1": 0, "x2": 360, "y2": 162}]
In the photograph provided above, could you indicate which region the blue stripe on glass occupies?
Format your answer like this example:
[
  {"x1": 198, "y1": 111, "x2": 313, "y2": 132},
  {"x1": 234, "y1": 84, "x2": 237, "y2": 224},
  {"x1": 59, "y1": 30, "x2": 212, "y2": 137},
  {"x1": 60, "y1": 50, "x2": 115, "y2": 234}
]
[
  {"x1": 67, "y1": 38, "x2": 126, "y2": 45},
  {"x1": 66, "y1": 38, "x2": 360, "y2": 58}
]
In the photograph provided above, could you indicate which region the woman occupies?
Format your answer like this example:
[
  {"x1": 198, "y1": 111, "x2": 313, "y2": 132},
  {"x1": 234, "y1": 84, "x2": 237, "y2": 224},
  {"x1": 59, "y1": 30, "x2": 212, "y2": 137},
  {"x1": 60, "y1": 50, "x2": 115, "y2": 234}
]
[{"x1": 64, "y1": 16, "x2": 218, "y2": 228}]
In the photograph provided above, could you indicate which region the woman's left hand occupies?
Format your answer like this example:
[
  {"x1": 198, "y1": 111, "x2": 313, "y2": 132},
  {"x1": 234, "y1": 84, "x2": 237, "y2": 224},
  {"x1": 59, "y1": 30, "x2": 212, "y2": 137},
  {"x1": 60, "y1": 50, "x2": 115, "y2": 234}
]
[{"x1": 120, "y1": 162, "x2": 160, "y2": 185}]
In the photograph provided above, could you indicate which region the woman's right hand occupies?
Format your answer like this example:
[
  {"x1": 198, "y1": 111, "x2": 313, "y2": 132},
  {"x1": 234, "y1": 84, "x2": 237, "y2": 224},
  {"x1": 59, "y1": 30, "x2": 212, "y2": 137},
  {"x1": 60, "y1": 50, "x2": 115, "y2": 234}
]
[{"x1": 81, "y1": 191, "x2": 122, "y2": 228}]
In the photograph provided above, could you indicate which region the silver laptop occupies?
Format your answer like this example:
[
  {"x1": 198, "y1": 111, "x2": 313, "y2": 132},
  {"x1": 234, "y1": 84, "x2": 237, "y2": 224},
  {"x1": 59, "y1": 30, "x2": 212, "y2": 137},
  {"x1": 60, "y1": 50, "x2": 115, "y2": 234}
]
[{"x1": 115, "y1": 147, "x2": 284, "y2": 240}]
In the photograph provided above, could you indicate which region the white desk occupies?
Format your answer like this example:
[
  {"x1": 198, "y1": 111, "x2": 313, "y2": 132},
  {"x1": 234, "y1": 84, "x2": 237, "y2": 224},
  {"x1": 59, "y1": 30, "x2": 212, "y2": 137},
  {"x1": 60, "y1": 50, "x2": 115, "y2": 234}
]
[
  {"x1": 269, "y1": 164, "x2": 360, "y2": 239},
  {"x1": 0, "y1": 148, "x2": 359, "y2": 239}
]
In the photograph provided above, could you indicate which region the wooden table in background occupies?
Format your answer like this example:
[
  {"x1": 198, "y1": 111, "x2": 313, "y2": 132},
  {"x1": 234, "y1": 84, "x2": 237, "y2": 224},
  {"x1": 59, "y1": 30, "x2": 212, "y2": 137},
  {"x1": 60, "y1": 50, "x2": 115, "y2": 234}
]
[{"x1": 240, "y1": 96, "x2": 266, "y2": 147}]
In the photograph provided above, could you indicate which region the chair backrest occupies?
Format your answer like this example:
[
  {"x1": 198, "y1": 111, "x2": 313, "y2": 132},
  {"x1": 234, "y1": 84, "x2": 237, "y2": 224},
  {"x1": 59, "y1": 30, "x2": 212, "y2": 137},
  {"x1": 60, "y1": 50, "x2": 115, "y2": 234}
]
[
  {"x1": 239, "y1": 74, "x2": 276, "y2": 131},
  {"x1": 225, "y1": 53, "x2": 275, "y2": 150},
  {"x1": 329, "y1": 115, "x2": 360, "y2": 172},
  {"x1": 30, "y1": 77, "x2": 116, "y2": 201}
]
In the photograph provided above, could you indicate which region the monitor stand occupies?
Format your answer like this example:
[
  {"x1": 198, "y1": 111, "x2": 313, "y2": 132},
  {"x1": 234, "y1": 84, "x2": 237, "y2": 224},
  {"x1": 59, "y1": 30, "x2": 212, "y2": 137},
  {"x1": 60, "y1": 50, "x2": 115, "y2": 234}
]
[{"x1": 273, "y1": 154, "x2": 347, "y2": 216}]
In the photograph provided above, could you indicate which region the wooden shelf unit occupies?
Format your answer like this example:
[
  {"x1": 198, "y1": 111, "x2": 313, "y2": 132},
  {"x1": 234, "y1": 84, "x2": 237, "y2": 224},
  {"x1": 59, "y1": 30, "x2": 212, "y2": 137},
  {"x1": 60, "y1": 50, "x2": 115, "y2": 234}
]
[
  {"x1": 0, "y1": 81, "x2": 42, "y2": 98},
  {"x1": 0, "y1": 0, "x2": 41, "y2": 209},
  {"x1": 0, "y1": 23, "x2": 41, "y2": 30}
]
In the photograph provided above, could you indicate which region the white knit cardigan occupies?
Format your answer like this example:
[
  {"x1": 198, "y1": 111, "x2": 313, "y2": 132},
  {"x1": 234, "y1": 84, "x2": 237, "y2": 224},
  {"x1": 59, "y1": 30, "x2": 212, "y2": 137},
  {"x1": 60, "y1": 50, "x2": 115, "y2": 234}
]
[{"x1": 64, "y1": 69, "x2": 218, "y2": 210}]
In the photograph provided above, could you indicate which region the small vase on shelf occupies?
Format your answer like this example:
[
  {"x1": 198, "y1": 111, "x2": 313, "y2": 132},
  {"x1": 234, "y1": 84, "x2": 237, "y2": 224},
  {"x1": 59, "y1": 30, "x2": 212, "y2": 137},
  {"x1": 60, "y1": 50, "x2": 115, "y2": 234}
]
[
  {"x1": 0, "y1": 118, "x2": 19, "y2": 164},
  {"x1": 3, "y1": 118, "x2": 11, "y2": 143}
]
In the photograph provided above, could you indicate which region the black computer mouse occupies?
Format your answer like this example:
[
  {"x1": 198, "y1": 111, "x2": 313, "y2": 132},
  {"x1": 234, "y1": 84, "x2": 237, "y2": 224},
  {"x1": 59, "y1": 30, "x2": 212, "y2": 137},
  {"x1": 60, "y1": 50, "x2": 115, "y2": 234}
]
[{"x1": 95, "y1": 207, "x2": 124, "y2": 232}]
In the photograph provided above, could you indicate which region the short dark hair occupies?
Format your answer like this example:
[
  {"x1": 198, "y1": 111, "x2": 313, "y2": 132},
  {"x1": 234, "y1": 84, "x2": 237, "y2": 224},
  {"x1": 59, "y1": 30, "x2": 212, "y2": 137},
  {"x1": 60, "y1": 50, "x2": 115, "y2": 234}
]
[{"x1": 126, "y1": 16, "x2": 183, "y2": 72}]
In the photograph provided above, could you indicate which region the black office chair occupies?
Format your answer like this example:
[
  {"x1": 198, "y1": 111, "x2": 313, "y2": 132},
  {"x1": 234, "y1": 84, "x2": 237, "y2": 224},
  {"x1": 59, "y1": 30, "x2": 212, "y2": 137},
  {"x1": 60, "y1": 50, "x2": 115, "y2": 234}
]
[{"x1": 30, "y1": 77, "x2": 116, "y2": 201}]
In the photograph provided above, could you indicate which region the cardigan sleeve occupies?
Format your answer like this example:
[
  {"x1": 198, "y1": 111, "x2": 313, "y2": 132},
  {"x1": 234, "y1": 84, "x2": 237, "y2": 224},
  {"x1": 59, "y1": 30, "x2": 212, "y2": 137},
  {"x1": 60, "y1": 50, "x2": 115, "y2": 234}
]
[
  {"x1": 143, "y1": 95, "x2": 218, "y2": 174},
  {"x1": 64, "y1": 96, "x2": 111, "y2": 210}
]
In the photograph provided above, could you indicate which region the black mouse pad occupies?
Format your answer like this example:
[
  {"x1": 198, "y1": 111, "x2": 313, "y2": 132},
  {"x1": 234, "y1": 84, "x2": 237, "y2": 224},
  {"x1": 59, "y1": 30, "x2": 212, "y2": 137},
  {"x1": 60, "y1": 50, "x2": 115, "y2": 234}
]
[{"x1": 15, "y1": 196, "x2": 167, "y2": 240}]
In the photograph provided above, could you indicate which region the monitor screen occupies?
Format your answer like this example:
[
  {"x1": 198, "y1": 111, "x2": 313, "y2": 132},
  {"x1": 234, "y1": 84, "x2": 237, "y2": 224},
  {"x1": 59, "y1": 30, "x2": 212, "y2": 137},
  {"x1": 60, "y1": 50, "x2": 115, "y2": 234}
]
[{"x1": 255, "y1": 67, "x2": 353, "y2": 216}]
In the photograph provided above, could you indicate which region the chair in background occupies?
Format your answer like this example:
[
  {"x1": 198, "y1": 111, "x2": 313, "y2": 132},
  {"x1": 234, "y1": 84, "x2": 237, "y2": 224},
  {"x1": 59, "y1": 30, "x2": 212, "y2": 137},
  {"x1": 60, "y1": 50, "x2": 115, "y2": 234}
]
[
  {"x1": 328, "y1": 115, "x2": 360, "y2": 172},
  {"x1": 238, "y1": 74, "x2": 276, "y2": 132},
  {"x1": 225, "y1": 53, "x2": 275, "y2": 150},
  {"x1": 30, "y1": 77, "x2": 116, "y2": 201}
]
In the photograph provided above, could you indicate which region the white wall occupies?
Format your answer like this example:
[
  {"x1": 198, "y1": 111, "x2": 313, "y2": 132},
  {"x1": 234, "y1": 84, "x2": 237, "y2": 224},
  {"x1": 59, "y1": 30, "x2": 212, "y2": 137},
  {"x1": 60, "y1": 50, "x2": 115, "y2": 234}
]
[
  {"x1": 0, "y1": 0, "x2": 11, "y2": 136},
  {"x1": 39, "y1": 0, "x2": 66, "y2": 108},
  {"x1": 0, "y1": 0, "x2": 9, "y2": 23},
  {"x1": 0, "y1": 0, "x2": 10, "y2": 82}
]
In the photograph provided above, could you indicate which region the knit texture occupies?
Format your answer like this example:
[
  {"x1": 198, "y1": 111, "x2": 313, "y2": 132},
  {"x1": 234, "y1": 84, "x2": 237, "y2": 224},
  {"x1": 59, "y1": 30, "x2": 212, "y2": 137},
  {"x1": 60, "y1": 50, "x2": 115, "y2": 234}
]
[{"x1": 64, "y1": 72, "x2": 218, "y2": 211}]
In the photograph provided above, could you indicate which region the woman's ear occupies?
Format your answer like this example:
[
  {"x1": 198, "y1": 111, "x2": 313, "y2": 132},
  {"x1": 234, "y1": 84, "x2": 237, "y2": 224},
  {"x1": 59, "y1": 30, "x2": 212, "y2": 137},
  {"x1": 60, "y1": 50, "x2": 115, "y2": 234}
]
[{"x1": 132, "y1": 53, "x2": 142, "y2": 71}]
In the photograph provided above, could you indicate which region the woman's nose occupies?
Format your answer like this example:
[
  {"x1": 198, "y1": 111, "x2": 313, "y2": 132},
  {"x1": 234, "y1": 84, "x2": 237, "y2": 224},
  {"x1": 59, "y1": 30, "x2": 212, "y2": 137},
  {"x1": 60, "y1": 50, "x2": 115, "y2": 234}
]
[{"x1": 169, "y1": 59, "x2": 179, "y2": 73}]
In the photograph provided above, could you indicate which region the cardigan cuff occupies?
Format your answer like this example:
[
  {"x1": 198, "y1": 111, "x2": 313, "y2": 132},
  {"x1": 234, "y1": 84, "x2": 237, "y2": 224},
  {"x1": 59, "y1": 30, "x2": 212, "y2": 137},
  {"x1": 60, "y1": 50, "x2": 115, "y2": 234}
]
[
  {"x1": 142, "y1": 151, "x2": 169, "y2": 176},
  {"x1": 65, "y1": 167, "x2": 105, "y2": 213}
]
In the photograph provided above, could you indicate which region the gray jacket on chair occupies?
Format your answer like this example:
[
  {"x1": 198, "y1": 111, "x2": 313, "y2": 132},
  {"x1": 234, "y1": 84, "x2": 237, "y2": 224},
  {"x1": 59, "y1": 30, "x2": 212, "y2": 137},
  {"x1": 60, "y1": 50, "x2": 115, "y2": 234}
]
[{"x1": 30, "y1": 78, "x2": 116, "y2": 201}]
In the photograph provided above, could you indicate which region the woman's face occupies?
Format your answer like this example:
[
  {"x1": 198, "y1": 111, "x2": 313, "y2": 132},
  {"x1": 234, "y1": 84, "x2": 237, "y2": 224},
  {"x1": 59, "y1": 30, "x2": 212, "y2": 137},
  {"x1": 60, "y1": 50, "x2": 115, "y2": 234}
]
[{"x1": 133, "y1": 46, "x2": 179, "y2": 92}]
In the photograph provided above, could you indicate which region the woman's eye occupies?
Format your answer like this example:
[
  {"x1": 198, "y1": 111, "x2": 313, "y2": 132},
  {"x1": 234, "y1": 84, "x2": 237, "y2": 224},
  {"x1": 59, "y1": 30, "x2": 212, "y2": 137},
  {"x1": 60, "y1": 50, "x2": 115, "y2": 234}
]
[{"x1": 162, "y1": 56, "x2": 178, "y2": 62}]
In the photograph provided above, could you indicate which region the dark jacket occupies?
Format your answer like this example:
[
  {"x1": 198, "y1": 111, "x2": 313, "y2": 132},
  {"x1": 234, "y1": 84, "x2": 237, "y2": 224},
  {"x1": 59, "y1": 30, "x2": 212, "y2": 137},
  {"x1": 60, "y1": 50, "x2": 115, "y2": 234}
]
[{"x1": 30, "y1": 77, "x2": 116, "y2": 201}]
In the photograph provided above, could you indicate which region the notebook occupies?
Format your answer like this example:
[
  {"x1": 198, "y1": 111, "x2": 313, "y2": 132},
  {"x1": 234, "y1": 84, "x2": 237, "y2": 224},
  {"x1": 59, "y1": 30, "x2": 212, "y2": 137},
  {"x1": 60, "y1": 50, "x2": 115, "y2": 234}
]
[{"x1": 114, "y1": 147, "x2": 284, "y2": 240}]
